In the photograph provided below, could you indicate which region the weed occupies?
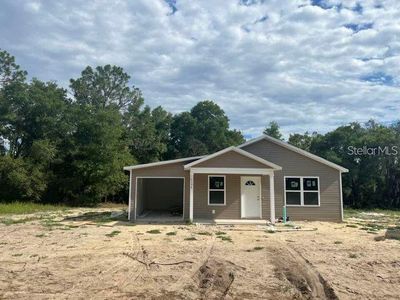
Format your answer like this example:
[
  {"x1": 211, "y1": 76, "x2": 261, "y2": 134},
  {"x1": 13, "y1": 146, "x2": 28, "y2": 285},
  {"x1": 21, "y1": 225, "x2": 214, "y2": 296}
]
[
  {"x1": 146, "y1": 229, "x2": 161, "y2": 234},
  {"x1": 184, "y1": 236, "x2": 197, "y2": 241},
  {"x1": 334, "y1": 241, "x2": 343, "y2": 244},
  {"x1": 217, "y1": 235, "x2": 232, "y2": 242},
  {"x1": 12, "y1": 253, "x2": 23, "y2": 257},
  {"x1": 35, "y1": 234, "x2": 46, "y2": 238},
  {"x1": 215, "y1": 231, "x2": 226, "y2": 235},
  {"x1": 346, "y1": 224, "x2": 358, "y2": 228},
  {"x1": 197, "y1": 231, "x2": 212, "y2": 236},
  {"x1": 105, "y1": 230, "x2": 121, "y2": 237},
  {"x1": 253, "y1": 246, "x2": 264, "y2": 251},
  {"x1": 166, "y1": 231, "x2": 177, "y2": 236},
  {"x1": 266, "y1": 229, "x2": 276, "y2": 234},
  {"x1": 374, "y1": 236, "x2": 385, "y2": 241},
  {"x1": 0, "y1": 216, "x2": 41, "y2": 225},
  {"x1": 349, "y1": 253, "x2": 358, "y2": 259}
]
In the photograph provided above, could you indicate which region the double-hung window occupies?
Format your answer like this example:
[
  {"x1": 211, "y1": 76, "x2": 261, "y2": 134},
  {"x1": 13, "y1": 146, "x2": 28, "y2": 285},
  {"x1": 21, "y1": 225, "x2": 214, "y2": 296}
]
[
  {"x1": 285, "y1": 177, "x2": 320, "y2": 206},
  {"x1": 208, "y1": 175, "x2": 226, "y2": 205}
]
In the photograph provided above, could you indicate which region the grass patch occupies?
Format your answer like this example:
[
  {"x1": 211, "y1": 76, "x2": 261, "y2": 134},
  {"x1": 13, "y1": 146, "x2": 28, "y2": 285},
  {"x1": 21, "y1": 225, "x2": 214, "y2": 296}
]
[
  {"x1": 105, "y1": 230, "x2": 121, "y2": 237},
  {"x1": 253, "y1": 246, "x2": 264, "y2": 250},
  {"x1": 334, "y1": 241, "x2": 343, "y2": 244},
  {"x1": 146, "y1": 229, "x2": 161, "y2": 234},
  {"x1": 12, "y1": 253, "x2": 23, "y2": 257},
  {"x1": 215, "y1": 231, "x2": 226, "y2": 236},
  {"x1": 0, "y1": 216, "x2": 42, "y2": 225},
  {"x1": 346, "y1": 224, "x2": 358, "y2": 228},
  {"x1": 40, "y1": 219, "x2": 63, "y2": 230},
  {"x1": 64, "y1": 211, "x2": 127, "y2": 224},
  {"x1": 35, "y1": 234, "x2": 46, "y2": 238},
  {"x1": 266, "y1": 229, "x2": 276, "y2": 233},
  {"x1": 217, "y1": 235, "x2": 232, "y2": 242},
  {"x1": 184, "y1": 236, "x2": 197, "y2": 241},
  {"x1": 196, "y1": 231, "x2": 212, "y2": 236},
  {"x1": 349, "y1": 253, "x2": 358, "y2": 259},
  {"x1": 0, "y1": 202, "x2": 70, "y2": 215},
  {"x1": 166, "y1": 231, "x2": 177, "y2": 236}
]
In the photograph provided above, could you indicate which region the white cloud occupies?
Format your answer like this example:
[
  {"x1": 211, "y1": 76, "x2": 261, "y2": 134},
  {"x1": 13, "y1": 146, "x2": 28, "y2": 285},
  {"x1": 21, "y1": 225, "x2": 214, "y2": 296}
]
[{"x1": 1, "y1": 0, "x2": 399, "y2": 138}]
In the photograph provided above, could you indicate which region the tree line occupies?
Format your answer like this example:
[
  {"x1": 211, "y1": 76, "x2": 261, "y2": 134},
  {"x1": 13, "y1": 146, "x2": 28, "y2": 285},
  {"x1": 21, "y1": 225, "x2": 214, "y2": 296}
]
[{"x1": 1, "y1": 50, "x2": 399, "y2": 209}]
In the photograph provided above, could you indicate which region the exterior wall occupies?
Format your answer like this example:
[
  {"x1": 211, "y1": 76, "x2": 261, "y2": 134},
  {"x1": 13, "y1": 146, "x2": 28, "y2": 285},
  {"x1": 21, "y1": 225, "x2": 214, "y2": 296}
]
[
  {"x1": 129, "y1": 162, "x2": 190, "y2": 220},
  {"x1": 193, "y1": 174, "x2": 270, "y2": 220},
  {"x1": 242, "y1": 139, "x2": 342, "y2": 221},
  {"x1": 194, "y1": 150, "x2": 270, "y2": 169}
]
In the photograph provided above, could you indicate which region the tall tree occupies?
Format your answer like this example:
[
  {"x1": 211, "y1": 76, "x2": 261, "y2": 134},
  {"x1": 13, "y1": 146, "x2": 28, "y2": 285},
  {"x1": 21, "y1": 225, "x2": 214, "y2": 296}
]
[
  {"x1": 70, "y1": 65, "x2": 142, "y2": 110},
  {"x1": 288, "y1": 132, "x2": 319, "y2": 151},
  {"x1": 167, "y1": 101, "x2": 244, "y2": 158},
  {"x1": 0, "y1": 49, "x2": 27, "y2": 88},
  {"x1": 263, "y1": 121, "x2": 283, "y2": 140}
]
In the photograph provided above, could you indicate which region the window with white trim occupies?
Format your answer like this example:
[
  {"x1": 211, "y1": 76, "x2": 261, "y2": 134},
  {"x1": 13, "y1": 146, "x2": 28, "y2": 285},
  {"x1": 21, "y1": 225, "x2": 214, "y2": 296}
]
[
  {"x1": 285, "y1": 177, "x2": 319, "y2": 206},
  {"x1": 208, "y1": 176, "x2": 225, "y2": 205}
]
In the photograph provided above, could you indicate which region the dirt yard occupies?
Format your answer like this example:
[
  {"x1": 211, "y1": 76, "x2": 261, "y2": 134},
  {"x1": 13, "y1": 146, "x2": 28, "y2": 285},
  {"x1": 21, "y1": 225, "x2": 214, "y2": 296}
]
[{"x1": 1, "y1": 209, "x2": 399, "y2": 299}]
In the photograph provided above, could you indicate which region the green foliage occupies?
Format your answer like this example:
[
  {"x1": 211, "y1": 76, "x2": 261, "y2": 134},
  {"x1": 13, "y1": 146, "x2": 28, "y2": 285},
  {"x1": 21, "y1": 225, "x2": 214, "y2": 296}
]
[
  {"x1": 263, "y1": 121, "x2": 283, "y2": 140},
  {"x1": 0, "y1": 202, "x2": 68, "y2": 215},
  {"x1": 0, "y1": 49, "x2": 27, "y2": 87},
  {"x1": 147, "y1": 229, "x2": 161, "y2": 234},
  {"x1": 70, "y1": 65, "x2": 142, "y2": 110},
  {"x1": 167, "y1": 101, "x2": 244, "y2": 158}
]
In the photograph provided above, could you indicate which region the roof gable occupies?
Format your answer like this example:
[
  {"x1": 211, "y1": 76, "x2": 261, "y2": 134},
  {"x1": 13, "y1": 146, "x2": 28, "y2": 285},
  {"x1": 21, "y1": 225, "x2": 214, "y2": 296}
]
[
  {"x1": 239, "y1": 135, "x2": 349, "y2": 173},
  {"x1": 184, "y1": 146, "x2": 282, "y2": 170}
]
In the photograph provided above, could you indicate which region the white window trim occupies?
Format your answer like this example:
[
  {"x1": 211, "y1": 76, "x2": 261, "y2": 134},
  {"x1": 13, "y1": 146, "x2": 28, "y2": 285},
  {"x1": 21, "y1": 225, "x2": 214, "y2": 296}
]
[
  {"x1": 284, "y1": 176, "x2": 320, "y2": 207},
  {"x1": 208, "y1": 175, "x2": 226, "y2": 206}
]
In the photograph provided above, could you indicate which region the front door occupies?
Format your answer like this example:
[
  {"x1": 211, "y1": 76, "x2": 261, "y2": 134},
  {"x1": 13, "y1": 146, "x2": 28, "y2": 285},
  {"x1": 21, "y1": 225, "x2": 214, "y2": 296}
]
[{"x1": 241, "y1": 176, "x2": 261, "y2": 218}]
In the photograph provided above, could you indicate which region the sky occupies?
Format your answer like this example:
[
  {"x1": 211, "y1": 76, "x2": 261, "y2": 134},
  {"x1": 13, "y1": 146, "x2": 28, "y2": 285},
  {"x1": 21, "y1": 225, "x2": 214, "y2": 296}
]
[{"x1": 1, "y1": 0, "x2": 399, "y2": 138}]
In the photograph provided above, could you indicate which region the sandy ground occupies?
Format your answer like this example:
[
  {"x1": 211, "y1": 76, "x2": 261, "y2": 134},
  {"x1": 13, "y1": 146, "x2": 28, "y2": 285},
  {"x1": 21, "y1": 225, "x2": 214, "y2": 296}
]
[{"x1": 0, "y1": 209, "x2": 399, "y2": 300}]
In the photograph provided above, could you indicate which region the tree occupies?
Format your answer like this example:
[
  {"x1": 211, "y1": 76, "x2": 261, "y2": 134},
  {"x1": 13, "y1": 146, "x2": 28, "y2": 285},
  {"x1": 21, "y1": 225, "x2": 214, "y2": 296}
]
[
  {"x1": 167, "y1": 101, "x2": 244, "y2": 158},
  {"x1": 70, "y1": 65, "x2": 142, "y2": 110},
  {"x1": 124, "y1": 104, "x2": 172, "y2": 163},
  {"x1": 55, "y1": 105, "x2": 132, "y2": 205},
  {"x1": 0, "y1": 49, "x2": 27, "y2": 88},
  {"x1": 288, "y1": 132, "x2": 319, "y2": 151},
  {"x1": 263, "y1": 121, "x2": 283, "y2": 140}
]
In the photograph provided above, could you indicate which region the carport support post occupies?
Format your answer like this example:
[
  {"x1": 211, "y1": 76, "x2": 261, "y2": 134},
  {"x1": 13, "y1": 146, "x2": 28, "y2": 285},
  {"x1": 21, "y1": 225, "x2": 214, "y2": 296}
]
[
  {"x1": 189, "y1": 170, "x2": 194, "y2": 222},
  {"x1": 269, "y1": 173, "x2": 275, "y2": 224}
]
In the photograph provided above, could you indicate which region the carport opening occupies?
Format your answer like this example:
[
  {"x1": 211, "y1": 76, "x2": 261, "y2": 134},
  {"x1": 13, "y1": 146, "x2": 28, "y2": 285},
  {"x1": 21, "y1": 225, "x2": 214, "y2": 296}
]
[{"x1": 136, "y1": 177, "x2": 184, "y2": 220}]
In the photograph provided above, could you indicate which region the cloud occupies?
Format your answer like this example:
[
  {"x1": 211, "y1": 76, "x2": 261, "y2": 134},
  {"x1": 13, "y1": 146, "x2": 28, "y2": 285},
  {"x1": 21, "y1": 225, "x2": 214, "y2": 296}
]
[{"x1": 0, "y1": 0, "x2": 399, "y2": 138}]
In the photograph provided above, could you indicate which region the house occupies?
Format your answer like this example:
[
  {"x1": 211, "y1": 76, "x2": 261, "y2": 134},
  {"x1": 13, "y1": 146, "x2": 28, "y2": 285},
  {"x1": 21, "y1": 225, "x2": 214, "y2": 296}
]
[{"x1": 123, "y1": 134, "x2": 348, "y2": 223}]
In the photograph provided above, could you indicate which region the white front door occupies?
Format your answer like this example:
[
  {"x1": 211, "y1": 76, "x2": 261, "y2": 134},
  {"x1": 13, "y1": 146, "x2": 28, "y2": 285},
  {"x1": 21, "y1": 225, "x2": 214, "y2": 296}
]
[{"x1": 241, "y1": 176, "x2": 261, "y2": 218}]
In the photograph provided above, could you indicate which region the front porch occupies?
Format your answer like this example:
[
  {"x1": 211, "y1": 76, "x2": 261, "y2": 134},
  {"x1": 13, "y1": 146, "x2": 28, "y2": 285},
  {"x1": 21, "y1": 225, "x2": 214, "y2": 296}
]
[{"x1": 184, "y1": 147, "x2": 282, "y2": 224}]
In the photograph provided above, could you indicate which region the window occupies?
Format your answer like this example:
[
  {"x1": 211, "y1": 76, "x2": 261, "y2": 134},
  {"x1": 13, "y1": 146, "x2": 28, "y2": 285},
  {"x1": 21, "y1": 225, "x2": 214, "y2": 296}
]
[
  {"x1": 208, "y1": 176, "x2": 225, "y2": 205},
  {"x1": 285, "y1": 177, "x2": 320, "y2": 206},
  {"x1": 245, "y1": 180, "x2": 256, "y2": 186}
]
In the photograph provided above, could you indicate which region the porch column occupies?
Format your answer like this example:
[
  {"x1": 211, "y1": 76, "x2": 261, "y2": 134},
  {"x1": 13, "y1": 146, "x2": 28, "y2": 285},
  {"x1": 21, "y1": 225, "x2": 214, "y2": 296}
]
[
  {"x1": 189, "y1": 170, "x2": 194, "y2": 222},
  {"x1": 269, "y1": 173, "x2": 275, "y2": 224}
]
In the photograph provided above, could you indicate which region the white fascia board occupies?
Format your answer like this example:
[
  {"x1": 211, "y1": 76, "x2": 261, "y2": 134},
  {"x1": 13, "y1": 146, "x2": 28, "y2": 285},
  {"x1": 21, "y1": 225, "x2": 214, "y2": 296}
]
[{"x1": 123, "y1": 155, "x2": 204, "y2": 171}]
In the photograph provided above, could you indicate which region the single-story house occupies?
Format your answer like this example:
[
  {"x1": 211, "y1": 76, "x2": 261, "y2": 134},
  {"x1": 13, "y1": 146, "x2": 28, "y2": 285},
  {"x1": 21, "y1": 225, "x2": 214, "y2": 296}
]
[{"x1": 123, "y1": 134, "x2": 348, "y2": 223}]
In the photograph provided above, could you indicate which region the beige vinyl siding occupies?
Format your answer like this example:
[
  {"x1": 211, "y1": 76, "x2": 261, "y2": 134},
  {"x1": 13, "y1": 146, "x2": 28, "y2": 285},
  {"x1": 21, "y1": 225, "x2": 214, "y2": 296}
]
[
  {"x1": 194, "y1": 150, "x2": 271, "y2": 168},
  {"x1": 242, "y1": 139, "x2": 342, "y2": 221},
  {"x1": 129, "y1": 162, "x2": 190, "y2": 220},
  {"x1": 193, "y1": 174, "x2": 270, "y2": 220}
]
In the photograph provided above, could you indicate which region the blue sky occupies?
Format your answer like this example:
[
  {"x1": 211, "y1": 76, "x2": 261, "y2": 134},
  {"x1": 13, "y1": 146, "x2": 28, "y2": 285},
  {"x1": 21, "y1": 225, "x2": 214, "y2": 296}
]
[{"x1": 1, "y1": 0, "x2": 399, "y2": 137}]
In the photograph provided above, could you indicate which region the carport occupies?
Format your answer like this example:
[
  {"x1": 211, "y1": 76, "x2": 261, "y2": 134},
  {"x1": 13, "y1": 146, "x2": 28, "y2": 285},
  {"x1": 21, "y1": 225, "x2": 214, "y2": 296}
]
[{"x1": 135, "y1": 177, "x2": 184, "y2": 222}]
